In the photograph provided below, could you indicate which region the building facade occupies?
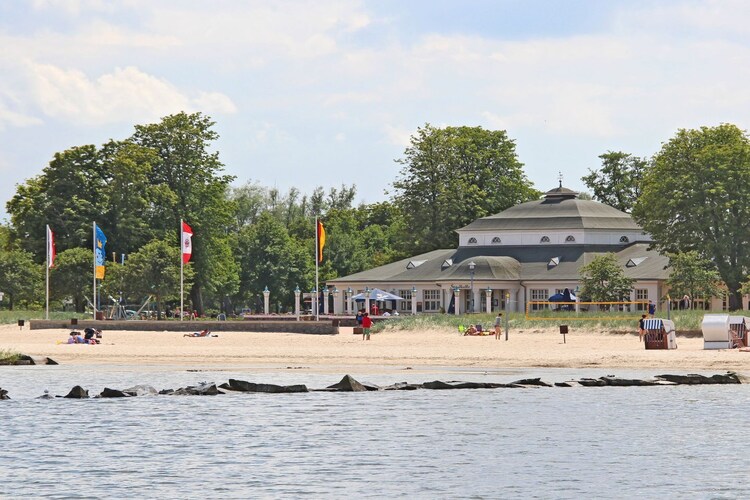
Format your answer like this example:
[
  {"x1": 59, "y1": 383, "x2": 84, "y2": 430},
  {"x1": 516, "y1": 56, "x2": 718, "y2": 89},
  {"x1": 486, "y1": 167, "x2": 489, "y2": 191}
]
[{"x1": 326, "y1": 185, "x2": 674, "y2": 315}]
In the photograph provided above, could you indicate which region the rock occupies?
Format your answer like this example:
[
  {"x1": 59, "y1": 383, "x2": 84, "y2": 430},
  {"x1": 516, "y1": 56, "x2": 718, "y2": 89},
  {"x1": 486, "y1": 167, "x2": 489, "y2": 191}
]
[
  {"x1": 171, "y1": 382, "x2": 221, "y2": 396},
  {"x1": 656, "y1": 372, "x2": 741, "y2": 385},
  {"x1": 600, "y1": 376, "x2": 657, "y2": 387},
  {"x1": 228, "y1": 379, "x2": 308, "y2": 393},
  {"x1": 511, "y1": 378, "x2": 553, "y2": 387},
  {"x1": 159, "y1": 389, "x2": 174, "y2": 395},
  {"x1": 0, "y1": 388, "x2": 9, "y2": 400},
  {"x1": 382, "y1": 382, "x2": 422, "y2": 390},
  {"x1": 64, "y1": 385, "x2": 89, "y2": 398},
  {"x1": 422, "y1": 380, "x2": 458, "y2": 390},
  {"x1": 326, "y1": 375, "x2": 367, "y2": 392},
  {"x1": 45, "y1": 357, "x2": 59, "y2": 365},
  {"x1": 423, "y1": 380, "x2": 508, "y2": 389},
  {"x1": 99, "y1": 388, "x2": 130, "y2": 398},
  {"x1": 122, "y1": 385, "x2": 158, "y2": 397},
  {"x1": 554, "y1": 382, "x2": 573, "y2": 387},
  {"x1": 37, "y1": 390, "x2": 54, "y2": 399},
  {"x1": 577, "y1": 378, "x2": 607, "y2": 387}
]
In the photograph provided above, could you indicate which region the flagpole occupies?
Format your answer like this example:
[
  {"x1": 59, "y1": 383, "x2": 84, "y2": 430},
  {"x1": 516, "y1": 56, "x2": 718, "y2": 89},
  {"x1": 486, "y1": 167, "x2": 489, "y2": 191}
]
[
  {"x1": 45, "y1": 224, "x2": 50, "y2": 320},
  {"x1": 92, "y1": 222, "x2": 97, "y2": 320},
  {"x1": 315, "y1": 216, "x2": 319, "y2": 321},
  {"x1": 180, "y1": 219, "x2": 184, "y2": 322}
]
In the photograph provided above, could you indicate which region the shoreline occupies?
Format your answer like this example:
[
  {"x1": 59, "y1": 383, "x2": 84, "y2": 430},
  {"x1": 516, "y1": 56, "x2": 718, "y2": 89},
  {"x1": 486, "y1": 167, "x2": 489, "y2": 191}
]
[{"x1": 2, "y1": 324, "x2": 750, "y2": 372}]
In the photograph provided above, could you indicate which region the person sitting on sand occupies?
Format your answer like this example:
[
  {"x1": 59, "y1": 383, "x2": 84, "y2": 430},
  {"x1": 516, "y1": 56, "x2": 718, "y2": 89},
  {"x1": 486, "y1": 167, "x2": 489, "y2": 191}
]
[
  {"x1": 184, "y1": 329, "x2": 211, "y2": 337},
  {"x1": 67, "y1": 332, "x2": 78, "y2": 344},
  {"x1": 464, "y1": 324, "x2": 478, "y2": 336}
]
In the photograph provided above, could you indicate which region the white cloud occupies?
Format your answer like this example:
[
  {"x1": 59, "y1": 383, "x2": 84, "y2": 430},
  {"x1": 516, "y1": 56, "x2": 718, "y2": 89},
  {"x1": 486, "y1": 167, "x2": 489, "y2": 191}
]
[{"x1": 28, "y1": 64, "x2": 236, "y2": 125}]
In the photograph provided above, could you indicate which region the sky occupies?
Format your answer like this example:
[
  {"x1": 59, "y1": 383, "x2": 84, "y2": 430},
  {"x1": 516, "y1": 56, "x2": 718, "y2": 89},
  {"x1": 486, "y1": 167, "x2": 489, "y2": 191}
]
[{"x1": 2, "y1": 0, "x2": 750, "y2": 221}]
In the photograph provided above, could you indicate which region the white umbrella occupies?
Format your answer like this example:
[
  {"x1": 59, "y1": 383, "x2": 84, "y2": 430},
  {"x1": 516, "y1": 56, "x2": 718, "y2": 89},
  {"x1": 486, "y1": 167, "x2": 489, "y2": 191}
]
[{"x1": 351, "y1": 288, "x2": 404, "y2": 301}]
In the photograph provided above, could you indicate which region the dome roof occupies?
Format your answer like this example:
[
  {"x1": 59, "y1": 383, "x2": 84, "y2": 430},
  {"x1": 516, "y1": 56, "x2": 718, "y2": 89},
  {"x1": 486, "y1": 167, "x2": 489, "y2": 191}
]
[{"x1": 458, "y1": 186, "x2": 641, "y2": 231}]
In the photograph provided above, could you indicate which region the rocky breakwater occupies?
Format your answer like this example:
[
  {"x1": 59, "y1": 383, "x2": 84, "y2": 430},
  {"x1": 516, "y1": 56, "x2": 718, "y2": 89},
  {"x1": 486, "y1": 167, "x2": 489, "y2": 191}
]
[{"x1": 0, "y1": 372, "x2": 743, "y2": 400}]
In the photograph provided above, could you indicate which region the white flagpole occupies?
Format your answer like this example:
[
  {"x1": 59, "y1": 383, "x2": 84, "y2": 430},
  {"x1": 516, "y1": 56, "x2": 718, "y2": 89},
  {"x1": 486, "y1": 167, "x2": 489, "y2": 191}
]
[
  {"x1": 180, "y1": 219, "x2": 184, "y2": 321},
  {"x1": 92, "y1": 222, "x2": 97, "y2": 320},
  {"x1": 315, "y1": 216, "x2": 319, "y2": 321},
  {"x1": 45, "y1": 224, "x2": 50, "y2": 320}
]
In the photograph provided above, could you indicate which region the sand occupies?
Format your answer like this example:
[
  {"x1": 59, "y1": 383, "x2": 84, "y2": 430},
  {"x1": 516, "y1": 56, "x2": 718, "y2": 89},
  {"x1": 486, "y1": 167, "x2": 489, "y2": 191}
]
[{"x1": 2, "y1": 323, "x2": 750, "y2": 373}]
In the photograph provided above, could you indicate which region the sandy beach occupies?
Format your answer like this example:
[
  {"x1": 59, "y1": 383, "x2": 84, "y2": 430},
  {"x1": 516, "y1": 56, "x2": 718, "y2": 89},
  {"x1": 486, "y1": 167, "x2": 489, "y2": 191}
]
[{"x1": 2, "y1": 323, "x2": 750, "y2": 372}]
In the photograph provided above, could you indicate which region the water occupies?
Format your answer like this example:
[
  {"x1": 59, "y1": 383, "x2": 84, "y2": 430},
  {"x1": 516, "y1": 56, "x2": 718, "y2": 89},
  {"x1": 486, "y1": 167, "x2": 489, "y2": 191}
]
[{"x1": 2, "y1": 366, "x2": 750, "y2": 498}]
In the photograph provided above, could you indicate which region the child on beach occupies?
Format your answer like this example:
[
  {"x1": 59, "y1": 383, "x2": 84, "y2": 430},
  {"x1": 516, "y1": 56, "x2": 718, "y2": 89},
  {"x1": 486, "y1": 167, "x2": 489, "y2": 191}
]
[
  {"x1": 361, "y1": 312, "x2": 372, "y2": 340},
  {"x1": 494, "y1": 313, "x2": 503, "y2": 340},
  {"x1": 638, "y1": 314, "x2": 647, "y2": 342}
]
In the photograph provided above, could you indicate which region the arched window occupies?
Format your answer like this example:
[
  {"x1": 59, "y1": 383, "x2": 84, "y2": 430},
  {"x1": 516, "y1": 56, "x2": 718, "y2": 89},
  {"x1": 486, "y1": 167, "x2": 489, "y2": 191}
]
[
  {"x1": 468, "y1": 237, "x2": 478, "y2": 244},
  {"x1": 540, "y1": 236, "x2": 550, "y2": 243},
  {"x1": 620, "y1": 236, "x2": 630, "y2": 243},
  {"x1": 565, "y1": 235, "x2": 576, "y2": 242},
  {"x1": 491, "y1": 237, "x2": 501, "y2": 244}
]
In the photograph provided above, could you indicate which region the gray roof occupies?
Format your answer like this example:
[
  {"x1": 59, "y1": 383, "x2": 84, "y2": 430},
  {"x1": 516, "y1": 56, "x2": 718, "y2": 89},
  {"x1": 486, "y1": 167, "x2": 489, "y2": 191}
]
[
  {"x1": 458, "y1": 197, "x2": 641, "y2": 232},
  {"x1": 330, "y1": 243, "x2": 669, "y2": 284}
]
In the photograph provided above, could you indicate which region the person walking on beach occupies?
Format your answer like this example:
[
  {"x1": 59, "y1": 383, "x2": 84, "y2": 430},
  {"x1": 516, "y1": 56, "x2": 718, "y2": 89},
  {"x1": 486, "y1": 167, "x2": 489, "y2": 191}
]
[
  {"x1": 648, "y1": 300, "x2": 656, "y2": 318},
  {"x1": 362, "y1": 312, "x2": 372, "y2": 340},
  {"x1": 494, "y1": 313, "x2": 503, "y2": 340},
  {"x1": 638, "y1": 314, "x2": 647, "y2": 342}
]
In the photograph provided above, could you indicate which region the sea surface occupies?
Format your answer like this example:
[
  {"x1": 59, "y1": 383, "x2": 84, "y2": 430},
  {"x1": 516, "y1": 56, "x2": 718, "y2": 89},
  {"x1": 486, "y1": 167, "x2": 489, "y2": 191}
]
[{"x1": 1, "y1": 365, "x2": 749, "y2": 499}]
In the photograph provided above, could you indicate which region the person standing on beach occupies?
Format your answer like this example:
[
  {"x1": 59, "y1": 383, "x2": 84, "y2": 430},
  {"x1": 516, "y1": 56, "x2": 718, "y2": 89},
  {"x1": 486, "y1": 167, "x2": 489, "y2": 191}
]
[
  {"x1": 494, "y1": 313, "x2": 503, "y2": 340},
  {"x1": 648, "y1": 300, "x2": 656, "y2": 318},
  {"x1": 638, "y1": 314, "x2": 647, "y2": 342},
  {"x1": 362, "y1": 312, "x2": 372, "y2": 340}
]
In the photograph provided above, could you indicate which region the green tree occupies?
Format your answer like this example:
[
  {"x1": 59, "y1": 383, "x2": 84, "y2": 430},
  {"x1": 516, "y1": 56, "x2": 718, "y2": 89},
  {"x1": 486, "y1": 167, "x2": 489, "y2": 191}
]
[
  {"x1": 236, "y1": 212, "x2": 311, "y2": 310},
  {"x1": 6, "y1": 145, "x2": 109, "y2": 260},
  {"x1": 665, "y1": 251, "x2": 724, "y2": 307},
  {"x1": 632, "y1": 124, "x2": 750, "y2": 310},
  {"x1": 50, "y1": 248, "x2": 93, "y2": 312},
  {"x1": 130, "y1": 112, "x2": 237, "y2": 314},
  {"x1": 0, "y1": 249, "x2": 40, "y2": 310},
  {"x1": 392, "y1": 124, "x2": 539, "y2": 252},
  {"x1": 581, "y1": 151, "x2": 647, "y2": 213},
  {"x1": 578, "y1": 253, "x2": 635, "y2": 303},
  {"x1": 123, "y1": 239, "x2": 194, "y2": 319}
]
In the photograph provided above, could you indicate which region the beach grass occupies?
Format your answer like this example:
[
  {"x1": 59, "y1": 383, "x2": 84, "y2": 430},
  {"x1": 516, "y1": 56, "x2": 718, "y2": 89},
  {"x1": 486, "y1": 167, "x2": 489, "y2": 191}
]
[
  {"x1": 0, "y1": 348, "x2": 22, "y2": 364},
  {"x1": 0, "y1": 310, "x2": 79, "y2": 324}
]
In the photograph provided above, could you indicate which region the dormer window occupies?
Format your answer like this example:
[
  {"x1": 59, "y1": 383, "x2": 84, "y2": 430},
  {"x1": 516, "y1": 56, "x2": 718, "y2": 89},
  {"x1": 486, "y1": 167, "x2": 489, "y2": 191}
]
[
  {"x1": 406, "y1": 260, "x2": 426, "y2": 269},
  {"x1": 548, "y1": 257, "x2": 560, "y2": 268},
  {"x1": 626, "y1": 257, "x2": 646, "y2": 267},
  {"x1": 540, "y1": 236, "x2": 550, "y2": 243},
  {"x1": 620, "y1": 236, "x2": 630, "y2": 243},
  {"x1": 565, "y1": 235, "x2": 575, "y2": 243},
  {"x1": 491, "y1": 237, "x2": 501, "y2": 244},
  {"x1": 442, "y1": 259, "x2": 453, "y2": 269},
  {"x1": 468, "y1": 237, "x2": 478, "y2": 244}
]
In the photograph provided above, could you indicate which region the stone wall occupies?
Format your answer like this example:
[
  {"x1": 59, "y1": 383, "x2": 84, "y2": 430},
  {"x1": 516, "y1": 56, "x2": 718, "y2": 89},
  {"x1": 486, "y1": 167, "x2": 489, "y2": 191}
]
[{"x1": 30, "y1": 319, "x2": 339, "y2": 335}]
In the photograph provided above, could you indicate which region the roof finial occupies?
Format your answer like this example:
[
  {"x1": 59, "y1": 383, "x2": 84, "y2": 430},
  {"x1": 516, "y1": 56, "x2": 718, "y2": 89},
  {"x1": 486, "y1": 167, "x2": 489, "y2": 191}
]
[{"x1": 558, "y1": 171, "x2": 563, "y2": 188}]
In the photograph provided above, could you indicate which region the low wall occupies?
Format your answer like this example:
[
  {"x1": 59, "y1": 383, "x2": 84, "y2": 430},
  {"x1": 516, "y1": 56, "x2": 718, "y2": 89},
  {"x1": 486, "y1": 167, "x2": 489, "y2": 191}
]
[{"x1": 30, "y1": 319, "x2": 339, "y2": 335}]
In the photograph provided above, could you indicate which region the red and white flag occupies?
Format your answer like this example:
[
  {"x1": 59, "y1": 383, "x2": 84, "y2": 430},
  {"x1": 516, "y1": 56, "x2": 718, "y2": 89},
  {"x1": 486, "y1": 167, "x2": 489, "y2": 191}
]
[
  {"x1": 181, "y1": 221, "x2": 193, "y2": 264},
  {"x1": 46, "y1": 225, "x2": 56, "y2": 268}
]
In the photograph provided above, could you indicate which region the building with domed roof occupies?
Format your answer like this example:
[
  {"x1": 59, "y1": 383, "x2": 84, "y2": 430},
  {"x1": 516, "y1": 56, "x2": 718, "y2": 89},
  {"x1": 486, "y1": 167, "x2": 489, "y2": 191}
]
[{"x1": 325, "y1": 184, "x2": 672, "y2": 315}]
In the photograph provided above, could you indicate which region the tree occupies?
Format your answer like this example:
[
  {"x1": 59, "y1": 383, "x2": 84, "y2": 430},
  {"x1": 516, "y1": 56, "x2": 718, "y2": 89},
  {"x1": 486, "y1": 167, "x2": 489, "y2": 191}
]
[
  {"x1": 50, "y1": 248, "x2": 93, "y2": 312},
  {"x1": 130, "y1": 112, "x2": 237, "y2": 314},
  {"x1": 632, "y1": 124, "x2": 750, "y2": 310},
  {"x1": 123, "y1": 239, "x2": 193, "y2": 319},
  {"x1": 665, "y1": 251, "x2": 724, "y2": 307},
  {"x1": 392, "y1": 124, "x2": 539, "y2": 253},
  {"x1": 578, "y1": 253, "x2": 635, "y2": 303},
  {"x1": 581, "y1": 151, "x2": 647, "y2": 213},
  {"x1": 0, "y1": 249, "x2": 40, "y2": 309}
]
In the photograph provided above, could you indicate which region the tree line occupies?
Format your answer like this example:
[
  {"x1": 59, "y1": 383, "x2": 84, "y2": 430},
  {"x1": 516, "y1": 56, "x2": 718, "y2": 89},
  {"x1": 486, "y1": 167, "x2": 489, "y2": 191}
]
[
  {"x1": 0, "y1": 115, "x2": 538, "y2": 314},
  {"x1": 1, "y1": 115, "x2": 748, "y2": 313}
]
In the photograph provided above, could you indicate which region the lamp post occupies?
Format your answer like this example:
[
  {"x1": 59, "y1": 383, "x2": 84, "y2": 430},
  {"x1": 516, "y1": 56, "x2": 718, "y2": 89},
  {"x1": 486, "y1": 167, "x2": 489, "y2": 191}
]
[
  {"x1": 294, "y1": 285, "x2": 301, "y2": 320},
  {"x1": 364, "y1": 286, "x2": 371, "y2": 316},
  {"x1": 332, "y1": 287, "x2": 339, "y2": 315},
  {"x1": 322, "y1": 285, "x2": 329, "y2": 315},
  {"x1": 263, "y1": 286, "x2": 270, "y2": 315},
  {"x1": 411, "y1": 286, "x2": 418, "y2": 316},
  {"x1": 347, "y1": 287, "x2": 353, "y2": 315},
  {"x1": 468, "y1": 261, "x2": 476, "y2": 313},
  {"x1": 453, "y1": 286, "x2": 460, "y2": 316},
  {"x1": 485, "y1": 286, "x2": 492, "y2": 313}
]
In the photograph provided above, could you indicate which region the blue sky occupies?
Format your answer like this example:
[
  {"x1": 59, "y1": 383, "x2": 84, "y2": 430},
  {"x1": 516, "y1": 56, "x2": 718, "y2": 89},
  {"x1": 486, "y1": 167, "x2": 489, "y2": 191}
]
[{"x1": 2, "y1": 0, "x2": 750, "y2": 220}]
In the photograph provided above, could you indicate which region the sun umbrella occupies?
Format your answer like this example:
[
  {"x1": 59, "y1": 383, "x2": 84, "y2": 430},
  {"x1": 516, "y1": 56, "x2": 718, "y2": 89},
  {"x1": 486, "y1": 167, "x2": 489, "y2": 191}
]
[{"x1": 351, "y1": 288, "x2": 404, "y2": 301}]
